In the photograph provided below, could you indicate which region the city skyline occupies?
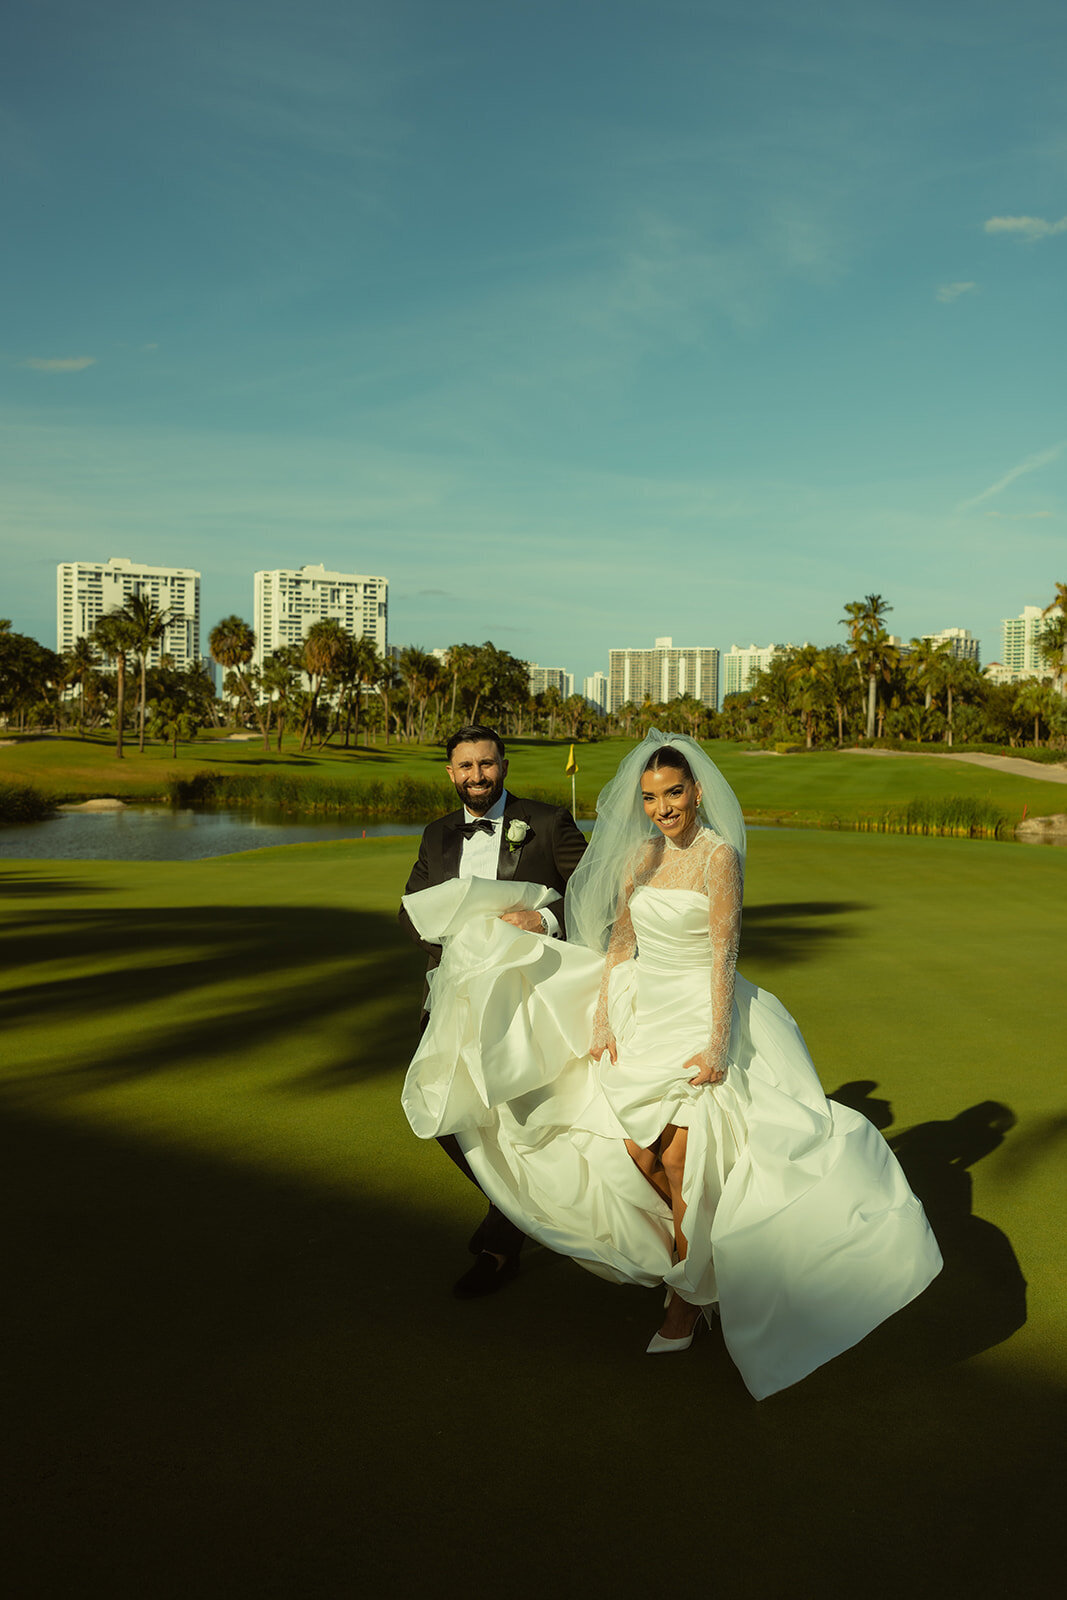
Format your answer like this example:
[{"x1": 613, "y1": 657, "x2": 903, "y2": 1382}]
[
  {"x1": 3, "y1": 1, "x2": 1065, "y2": 679},
  {"x1": 48, "y1": 551, "x2": 1026, "y2": 703}
]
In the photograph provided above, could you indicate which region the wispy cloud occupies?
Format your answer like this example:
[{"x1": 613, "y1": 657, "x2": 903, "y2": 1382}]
[
  {"x1": 21, "y1": 356, "x2": 96, "y2": 373},
  {"x1": 984, "y1": 509, "x2": 1054, "y2": 519},
  {"x1": 937, "y1": 281, "x2": 976, "y2": 303},
  {"x1": 984, "y1": 215, "x2": 1067, "y2": 241},
  {"x1": 956, "y1": 441, "x2": 1066, "y2": 514}
]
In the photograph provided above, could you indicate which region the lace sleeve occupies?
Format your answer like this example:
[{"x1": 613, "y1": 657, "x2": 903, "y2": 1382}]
[
  {"x1": 689, "y1": 841, "x2": 743, "y2": 1084},
  {"x1": 590, "y1": 878, "x2": 637, "y2": 1058}
]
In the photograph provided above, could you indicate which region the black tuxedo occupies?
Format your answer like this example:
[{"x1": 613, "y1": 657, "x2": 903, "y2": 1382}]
[
  {"x1": 400, "y1": 790, "x2": 587, "y2": 1263},
  {"x1": 399, "y1": 792, "x2": 587, "y2": 969}
]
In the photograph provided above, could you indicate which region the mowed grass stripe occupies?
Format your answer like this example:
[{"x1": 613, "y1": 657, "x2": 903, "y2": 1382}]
[{"x1": 2, "y1": 831, "x2": 1064, "y2": 1597}]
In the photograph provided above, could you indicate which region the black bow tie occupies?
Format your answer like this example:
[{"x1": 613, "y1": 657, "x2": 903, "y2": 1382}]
[{"x1": 459, "y1": 818, "x2": 495, "y2": 838}]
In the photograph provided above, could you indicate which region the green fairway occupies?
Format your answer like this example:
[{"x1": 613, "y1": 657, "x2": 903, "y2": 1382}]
[
  {"x1": 2, "y1": 732, "x2": 1064, "y2": 830},
  {"x1": 2, "y1": 831, "x2": 1064, "y2": 1596}
]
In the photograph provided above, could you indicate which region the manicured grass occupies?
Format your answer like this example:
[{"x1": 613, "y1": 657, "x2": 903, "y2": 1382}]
[
  {"x1": 2, "y1": 832, "x2": 1064, "y2": 1595},
  {"x1": 2, "y1": 732, "x2": 1065, "y2": 829}
]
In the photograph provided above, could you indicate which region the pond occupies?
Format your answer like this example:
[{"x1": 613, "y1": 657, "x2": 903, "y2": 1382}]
[{"x1": 0, "y1": 808, "x2": 430, "y2": 862}]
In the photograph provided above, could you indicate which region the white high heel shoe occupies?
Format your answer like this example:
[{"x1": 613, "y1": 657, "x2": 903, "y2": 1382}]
[{"x1": 645, "y1": 1297, "x2": 716, "y2": 1354}]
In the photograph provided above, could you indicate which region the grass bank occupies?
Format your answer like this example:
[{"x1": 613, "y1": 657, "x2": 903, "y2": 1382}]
[
  {"x1": 2, "y1": 734, "x2": 1065, "y2": 835},
  {"x1": 2, "y1": 832, "x2": 1064, "y2": 1595}
]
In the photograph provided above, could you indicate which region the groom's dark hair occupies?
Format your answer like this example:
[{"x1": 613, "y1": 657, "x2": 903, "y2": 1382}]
[{"x1": 447, "y1": 725, "x2": 506, "y2": 762}]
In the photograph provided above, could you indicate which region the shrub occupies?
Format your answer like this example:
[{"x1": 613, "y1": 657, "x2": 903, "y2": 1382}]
[{"x1": 0, "y1": 782, "x2": 53, "y2": 825}]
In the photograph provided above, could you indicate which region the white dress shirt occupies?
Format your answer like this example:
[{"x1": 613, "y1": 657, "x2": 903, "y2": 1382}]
[{"x1": 458, "y1": 790, "x2": 561, "y2": 937}]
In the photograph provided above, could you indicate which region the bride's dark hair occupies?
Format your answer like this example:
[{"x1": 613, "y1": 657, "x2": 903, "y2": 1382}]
[{"x1": 642, "y1": 745, "x2": 696, "y2": 783}]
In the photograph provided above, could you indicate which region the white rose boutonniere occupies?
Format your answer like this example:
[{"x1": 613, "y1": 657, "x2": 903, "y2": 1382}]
[{"x1": 505, "y1": 818, "x2": 530, "y2": 853}]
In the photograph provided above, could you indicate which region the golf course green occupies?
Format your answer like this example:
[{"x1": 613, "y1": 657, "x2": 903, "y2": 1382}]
[
  {"x1": 3, "y1": 816, "x2": 1065, "y2": 1596},
  {"x1": 3, "y1": 732, "x2": 1063, "y2": 829}
]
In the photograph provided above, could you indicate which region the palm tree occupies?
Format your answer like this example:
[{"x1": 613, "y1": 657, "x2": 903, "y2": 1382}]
[
  {"x1": 120, "y1": 592, "x2": 179, "y2": 752},
  {"x1": 209, "y1": 615, "x2": 270, "y2": 750},
  {"x1": 398, "y1": 647, "x2": 441, "y2": 744},
  {"x1": 905, "y1": 637, "x2": 944, "y2": 717},
  {"x1": 63, "y1": 635, "x2": 96, "y2": 732},
  {"x1": 816, "y1": 646, "x2": 855, "y2": 746},
  {"x1": 92, "y1": 610, "x2": 140, "y2": 758},
  {"x1": 329, "y1": 635, "x2": 384, "y2": 749},
  {"x1": 1013, "y1": 677, "x2": 1056, "y2": 745},
  {"x1": 445, "y1": 643, "x2": 476, "y2": 724},
  {"x1": 260, "y1": 647, "x2": 301, "y2": 751},
  {"x1": 671, "y1": 693, "x2": 706, "y2": 740},
  {"x1": 540, "y1": 684, "x2": 563, "y2": 739},
  {"x1": 840, "y1": 594, "x2": 894, "y2": 739},
  {"x1": 615, "y1": 701, "x2": 638, "y2": 736},
  {"x1": 300, "y1": 618, "x2": 348, "y2": 751},
  {"x1": 786, "y1": 644, "x2": 823, "y2": 748},
  {"x1": 375, "y1": 660, "x2": 400, "y2": 744},
  {"x1": 752, "y1": 650, "x2": 793, "y2": 741},
  {"x1": 1037, "y1": 606, "x2": 1067, "y2": 696},
  {"x1": 926, "y1": 652, "x2": 981, "y2": 746}
]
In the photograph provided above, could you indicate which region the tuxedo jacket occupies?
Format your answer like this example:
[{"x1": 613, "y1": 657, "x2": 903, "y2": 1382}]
[{"x1": 399, "y1": 792, "x2": 587, "y2": 971}]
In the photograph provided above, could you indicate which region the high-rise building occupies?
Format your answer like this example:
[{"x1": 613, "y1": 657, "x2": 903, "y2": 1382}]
[
  {"x1": 608, "y1": 637, "x2": 720, "y2": 713},
  {"x1": 1001, "y1": 604, "x2": 1061, "y2": 681},
  {"x1": 923, "y1": 627, "x2": 980, "y2": 664},
  {"x1": 528, "y1": 663, "x2": 574, "y2": 698},
  {"x1": 56, "y1": 557, "x2": 201, "y2": 668},
  {"x1": 583, "y1": 672, "x2": 609, "y2": 712},
  {"x1": 253, "y1": 564, "x2": 388, "y2": 666},
  {"x1": 721, "y1": 643, "x2": 783, "y2": 699}
]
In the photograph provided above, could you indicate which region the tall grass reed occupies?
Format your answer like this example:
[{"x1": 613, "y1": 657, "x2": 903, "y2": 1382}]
[
  {"x1": 844, "y1": 795, "x2": 1012, "y2": 839},
  {"x1": 169, "y1": 774, "x2": 581, "y2": 820}
]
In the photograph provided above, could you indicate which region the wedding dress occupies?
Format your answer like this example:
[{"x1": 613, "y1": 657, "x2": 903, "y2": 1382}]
[{"x1": 401, "y1": 832, "x2": 942, "y2": 1401}]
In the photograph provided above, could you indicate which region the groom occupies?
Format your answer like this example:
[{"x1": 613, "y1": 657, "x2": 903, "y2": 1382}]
[{"x1": 399, "y1": 724, "x2": 587, "y2": 1297}]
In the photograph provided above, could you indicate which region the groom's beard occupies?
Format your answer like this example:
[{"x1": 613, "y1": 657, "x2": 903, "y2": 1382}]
[{"x1": 453, "y1": 774, "x2": 504, "y2": 815}]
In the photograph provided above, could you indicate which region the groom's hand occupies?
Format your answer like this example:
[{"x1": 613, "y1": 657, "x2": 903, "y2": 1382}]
[{"x1": 500, "y1": 907, "x2": 547, "y2": 933}]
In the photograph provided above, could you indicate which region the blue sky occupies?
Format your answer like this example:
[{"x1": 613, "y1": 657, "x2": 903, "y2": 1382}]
[{"x1": 3, "y1": 0, "x2": 1064, "y2": 680}]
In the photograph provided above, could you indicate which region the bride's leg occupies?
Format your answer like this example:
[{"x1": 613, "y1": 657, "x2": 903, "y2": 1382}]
[
  {"x1": 656, "y1": 1125, "x2": 701, "y2": 1341},
  {"x1": 624, "y1": 1137, "x2": 671, "y2": 1206}
]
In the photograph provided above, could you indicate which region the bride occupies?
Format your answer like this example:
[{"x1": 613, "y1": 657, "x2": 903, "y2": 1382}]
[{"x1": 401, "y1": 731, "x2": 942, "y2": 1399}]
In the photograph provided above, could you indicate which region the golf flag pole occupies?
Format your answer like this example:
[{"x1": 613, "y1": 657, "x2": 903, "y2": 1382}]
[{"x1": 565, "y1": 743, "x2": 578, "y2": 816}]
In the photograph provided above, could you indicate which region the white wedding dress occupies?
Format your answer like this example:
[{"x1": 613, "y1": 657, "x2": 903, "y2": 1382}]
[{"x1": 401, "y1": 832, "x2": 942, "y2": 1401}]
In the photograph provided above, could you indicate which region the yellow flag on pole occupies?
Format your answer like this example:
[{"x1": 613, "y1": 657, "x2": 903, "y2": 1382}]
[{"x1": 565, "y1": 744, "x2": 578, "y2": 774}]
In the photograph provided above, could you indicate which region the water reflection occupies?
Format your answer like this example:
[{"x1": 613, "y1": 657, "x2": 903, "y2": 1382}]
[{"x1": 0, "y1": 808, "x2": 429, "y2": 862}]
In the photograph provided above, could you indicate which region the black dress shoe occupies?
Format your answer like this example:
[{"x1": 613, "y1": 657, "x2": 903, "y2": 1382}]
[
  {"x1": 453, "y1": 1251, "x2": 520, "y2": 1299},
  {"x1": 467, "y1": 1219, "x2": 489, "y2": 1255}
]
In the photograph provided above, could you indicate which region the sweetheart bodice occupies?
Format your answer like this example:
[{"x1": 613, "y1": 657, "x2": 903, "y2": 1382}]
[{"x1": 629, "y1": 885, "x2": 712, "y2": 973}]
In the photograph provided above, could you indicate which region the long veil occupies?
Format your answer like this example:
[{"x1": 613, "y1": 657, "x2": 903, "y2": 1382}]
[{"x1": 565, "y1": 729, "x2": 747, "y2": 953}]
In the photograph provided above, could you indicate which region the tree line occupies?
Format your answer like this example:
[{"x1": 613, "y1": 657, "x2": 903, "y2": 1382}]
[
  {"x1": 717, "y1": 589, "x2": 1066, "y2": 751},
  {"x1": 1, "y1": 582, "x2": 1064, "y2": 756}
]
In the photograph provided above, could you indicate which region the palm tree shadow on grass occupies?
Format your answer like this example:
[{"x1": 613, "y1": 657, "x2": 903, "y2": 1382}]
[
  {"x1": 3, "y1": 1098, "x2": 1063, "y2": 1599},
  {"x1": 740, "y1": 898, "x2": 873, "y2": 967},
  {"x1": 828, "y1": 1082, "x2": 1028, "y2": 1369},
  {"x1": 0, "y1": 869, "x2": 108, "y2": 898},
  {"x1": 0, "y1": 902, "x2": 424, "y2": 1094}
]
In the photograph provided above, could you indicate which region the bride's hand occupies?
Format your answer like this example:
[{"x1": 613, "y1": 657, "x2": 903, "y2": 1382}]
[
  {"x1": 591, "y1": 1036, "x2": 618, "y2": 1065},
  {"x1": 686, "y1": 1053, "x2": 726, "y2": 1087}
]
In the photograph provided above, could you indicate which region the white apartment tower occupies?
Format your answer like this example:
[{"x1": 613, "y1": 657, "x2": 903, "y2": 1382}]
[
  {"x1": 1001, "y1": 604, "x2": 1061, "y2": 680},
  {"x1": 253, "y1": 564, "x2": 388, "y2": 667},
  {"x1": 722, "y1": 643, "x2": 783, "y2": 699},
  {"x1": 528, "y1": 663, "x2": 574, "y2": 698},
  {"x1": 608, "y1": 637, "x2": 720, "y2": 714},
  {"x1": 923, "y1": 627, "x2": 980, "y2": 664},
  {"x1": 583, "y1": 672, "x2": 609, "y2": 712},
  {"x1": 56, "y1": 557, "x2": 201, "y2": 668}
]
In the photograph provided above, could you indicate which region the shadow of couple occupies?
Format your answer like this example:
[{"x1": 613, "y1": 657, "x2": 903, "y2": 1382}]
[{"x1": 828, "y1": 1083, "x2": 1028, "y2": 1366}]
